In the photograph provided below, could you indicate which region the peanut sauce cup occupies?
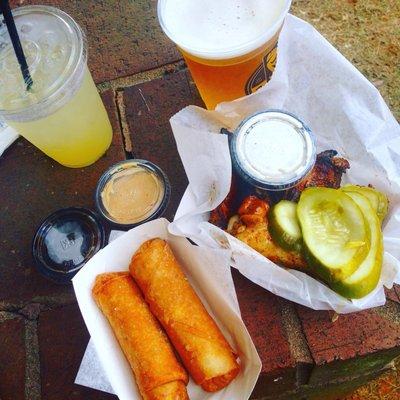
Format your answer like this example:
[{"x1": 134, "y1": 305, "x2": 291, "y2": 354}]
[
  {"x1": 95, "y1": 160, "x2": 171, "y2": 229},
  {"x1": 229, "y1": 110, "x2": 316, "y2": 192}
]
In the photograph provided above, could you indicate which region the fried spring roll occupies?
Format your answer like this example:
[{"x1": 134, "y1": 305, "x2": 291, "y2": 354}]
[
  {"x1": 129, "y1": 239, "x2": 240, "y2": 392},
  {"x1": 92, "y1": 272, "x2": 189, "y2": 400}
]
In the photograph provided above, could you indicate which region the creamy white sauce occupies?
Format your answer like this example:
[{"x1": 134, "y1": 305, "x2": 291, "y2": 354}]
[{"x1": 236, "y1": 112, "x2": 314, "y2": 184}]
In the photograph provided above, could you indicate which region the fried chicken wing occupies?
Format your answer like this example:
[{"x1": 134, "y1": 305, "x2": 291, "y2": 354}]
[
  {"x1": 209, "y1": 149, "x2": 349, "y2": 271},
  {"x1": 209, "y1": 173, "x2": 259, "y2": 229},
  {"x1": 284, "y1": 150, "x2": 350, "y2": 201},
  {"x1": 209, "y1": 175, "x2": 238, "y2": 229},
  {"x1": 228, "y1": 196, "x2": 307, "y2": 270}
]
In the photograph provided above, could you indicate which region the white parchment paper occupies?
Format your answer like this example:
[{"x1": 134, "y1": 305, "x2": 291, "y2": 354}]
[
  {"x1": 169, "y1": 14, "x2": 400, "y2": 314},
  {"x1": 0, "y1": 124, "x2": 18, "y2": 156},
  {"x1": 73, "y1": 218, "x2": 261, "y2": 400}
]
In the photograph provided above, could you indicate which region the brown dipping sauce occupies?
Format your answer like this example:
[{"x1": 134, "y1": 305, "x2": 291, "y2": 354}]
[{"x1": 101, "y1": 167, "x2": 164, "y2": 224}]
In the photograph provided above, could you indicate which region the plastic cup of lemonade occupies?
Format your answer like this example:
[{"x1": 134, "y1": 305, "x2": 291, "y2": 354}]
[
  {"x1": 158, "y1": 0, "x2": 292, "y2": 110},
  {"x1": 0, "y1": 5, "x2": 112, "y2": 168}
]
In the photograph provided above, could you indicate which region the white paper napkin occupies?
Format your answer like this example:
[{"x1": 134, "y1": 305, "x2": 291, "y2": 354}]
[
  {"x1": 75, "y1": 230, "x2": 123, "y2": 394},
  {"x1": 169, "y1": 14, "x2": 400, "y2": 314},
  {"x1": 0, "y1": 123, "x2": 18, "y2": 156}
]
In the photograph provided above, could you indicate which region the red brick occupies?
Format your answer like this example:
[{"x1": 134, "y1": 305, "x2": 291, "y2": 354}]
[
  {"x1": 394, "y1": 284, "x2": 400, "y2": 304},
  {"x1": 300, "y1": 369, "x2": 387, "y2": 400},
  {"x1": 385, "y1": 286, "x2": 400, "y2": 304},
  {"x1": 122, "y1": 70, "x2": 203, "y2": 221},
  {"x1": 0, "y1": 90, "x2": 125, "y2": 303},
  {"x1": 0, "y1": 316, "x2": 26, "y2": 400},
  {"x1": 10, "y1": 0, "x2": 180, "y2": 83},
  {"x1": 39, "y1": 304, "x2": 116, "y2": 400},
  {"x1": 233, "y1": 271, "x2": 298, "y2": 397},
  {"x1": 296, "y1": 305, "x2": 400, "y2": 384},
  {"x1": 297, "y1": 307, "x2": 400, "y2": 363}
]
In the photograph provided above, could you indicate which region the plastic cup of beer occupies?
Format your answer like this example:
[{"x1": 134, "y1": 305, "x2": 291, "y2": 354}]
[
  {"x1": 0, "y1": 5, "x2": 112, "y2": 168},
  {"x1": 158, "y1": 0, "x2": 292, "y2": 110}
]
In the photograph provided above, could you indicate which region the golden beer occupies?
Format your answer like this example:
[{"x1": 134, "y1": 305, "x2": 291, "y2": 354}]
[{"x1": 158, "y1": 0, "x2": 291, "y2": 109}]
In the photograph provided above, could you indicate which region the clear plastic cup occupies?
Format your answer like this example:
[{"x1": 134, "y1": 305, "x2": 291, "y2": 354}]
[
  {"x1": 158, "y1": 0, "x2": 292, "y2": 109},
  {"x1": 0, "y1": 6, "x2": 112, "y2": 167}
]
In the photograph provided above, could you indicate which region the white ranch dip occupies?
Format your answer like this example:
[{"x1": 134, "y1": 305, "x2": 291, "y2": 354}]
[{"x1": 231, "y1": 110, "x2": 316, "y2": 190}]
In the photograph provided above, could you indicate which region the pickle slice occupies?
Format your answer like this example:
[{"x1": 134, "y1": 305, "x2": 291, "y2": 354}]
[
  {"x1": 297, "y1": 187, "x2": 369, "y2": 282},
  {"x1": 342, "y1": 185, "x2": 389, "y2": 223},
  {"x1": 269, "y1": 200, "x2": 302, "y2": 252},
  {"x1": 332, "y1": 191, "x2": 383, "y2": 299}
]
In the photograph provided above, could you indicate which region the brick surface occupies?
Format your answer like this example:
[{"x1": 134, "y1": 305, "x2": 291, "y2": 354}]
[
  {"x1": 386, "y1": 286, "x2": 400, "y2": 304},
  {"x1": 1, "y1": 2, "x2": 399, "y2": 399},
  {"x1": 394, "y1": 284, "x2": 400, "y2": 303},
  {"x1": 260, "y1": 368, "x2": 388, "y2": 400},
  {"x1": 0, "y1": 316, "x2": 26, "y2": 400},
  {"x1": 39, "y1": 304, "x2": 116, "y2": 400},
  {"x1": 0, "y1": 90, "x2": 125, "y2": 303},
  {"x1": 279, "y1": 369, "x2": 388, "y2": 400},
  {"x1": 10, "y1": 0, "x2": 180, "y2": 83},
  {"x1": 296, "y1": 305, "x2": 400, "y2": 385},
  {"x1": 233, "y1": 271, "x2": 298, "y2": 397},
  {"x1": 122, "y1": 69, "x2": 203, "y2": 221}
]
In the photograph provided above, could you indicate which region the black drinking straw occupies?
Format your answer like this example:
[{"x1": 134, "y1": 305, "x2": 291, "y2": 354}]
[{"x1": 0, "y1": 0, "x2": 33, "y2": 90}]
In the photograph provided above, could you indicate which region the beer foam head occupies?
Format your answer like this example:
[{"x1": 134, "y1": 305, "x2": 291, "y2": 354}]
[{"x1": 159, "y1": 0, "x2": 291, "y2": 59}]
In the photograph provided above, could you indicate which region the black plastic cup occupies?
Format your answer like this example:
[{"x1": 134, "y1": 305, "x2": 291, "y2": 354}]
[{"x1": 32, "y1": 207, "x2": 106, "y2": 284}]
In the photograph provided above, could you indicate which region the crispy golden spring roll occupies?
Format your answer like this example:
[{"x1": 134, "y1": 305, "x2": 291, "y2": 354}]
[
  {"x1": 129, "y1": 239, "x2": 240, "y2": 392},
  {"x1": 92, "y1": 272, "x2": 189, "y2": 400}
]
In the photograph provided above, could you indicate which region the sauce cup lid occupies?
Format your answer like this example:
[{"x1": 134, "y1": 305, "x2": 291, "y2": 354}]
[
  {"x1": 32, "y1": 207, "x2": 106, "y2": 284},
  {"x1": 94, "y1": 159, "x2": 171, "y2": 229},
  {"x1": 230, "y1": 109, "x2": 316, "y2": 191}
]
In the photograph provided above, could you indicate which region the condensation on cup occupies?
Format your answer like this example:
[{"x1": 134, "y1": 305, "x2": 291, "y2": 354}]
[
  {"x1": 158, "y1": 0, "x2": 292, "y2": 110},
  {"x1": 0, "y1": 6, "x2": 112, "y2": 168}
]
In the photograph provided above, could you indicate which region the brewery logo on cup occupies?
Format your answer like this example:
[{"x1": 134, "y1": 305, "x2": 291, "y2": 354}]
[{"x1": 245, "y1": 46, "x2": 277, "y2": 95}]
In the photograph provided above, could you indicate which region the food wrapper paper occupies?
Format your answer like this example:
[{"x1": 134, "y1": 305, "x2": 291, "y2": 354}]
[
  {"x1": 0, "y1": 124, "x2": 19, "y2": 157},
  {"x1": 168, "y1": 14, "x2": 400, "y2": 314},
  {"x1": 73, "y1": 219, "x2": 261, "y2": 400}
]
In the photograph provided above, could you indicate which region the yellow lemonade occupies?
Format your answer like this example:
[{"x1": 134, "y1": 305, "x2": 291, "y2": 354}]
[
  {"x1": 0, "y1": 6, "x2": 112, "y2": 167},
  {"x1": 8, "y1": 67, "x2": 112, "y2": 167}
]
